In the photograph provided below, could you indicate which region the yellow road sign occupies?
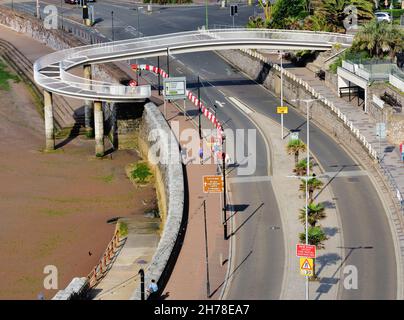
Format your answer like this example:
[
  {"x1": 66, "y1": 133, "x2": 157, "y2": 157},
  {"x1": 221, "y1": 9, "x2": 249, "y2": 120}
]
[
  {"x1": 299, "y1": 257, "x2": 314, "y2": 276},
  {"x1": 203, "y1": 175, "x2": 223, "y2": 193},
  {"x1": 277, "y1": 106, "x2": 288, "y2": 114}
]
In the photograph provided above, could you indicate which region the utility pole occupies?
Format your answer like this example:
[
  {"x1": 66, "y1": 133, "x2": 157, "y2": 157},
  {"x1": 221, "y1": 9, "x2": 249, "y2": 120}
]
[
  {"x1": 279, "y1": 50, "x2": 284, "y2": 139},
  {"x1": 111, "y1": 11, "x2": 114, "y2": 41},
  {"x1": 222, "y1": 138, "x2": 228, "y2": 240},
  {"x1": 166, "y1": 47, "x2": 170, "y2": 76},
  {"x1": 205, "y1": 0, "x2": 208, "y2": 29},
  {"x1": 291, "y1": 98, "x2": 319, "y2": 301},
  {"x1": 203, "y1": 200, "x2": 210, "y2": 298},
  {"x1": 36, "y1": 0, "x2": 40, "y2": 19},
  {"x1": 198, "y1": 76, "x2": 202, "y2": 139},
  {"x1": 305, "y1": 100, "x2": 310, "y2": 302}
]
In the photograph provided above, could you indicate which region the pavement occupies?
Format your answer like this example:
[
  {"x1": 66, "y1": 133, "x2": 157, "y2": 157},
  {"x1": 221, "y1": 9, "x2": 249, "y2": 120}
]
[
  {"x1": 89, "y1": 217, "x2": 160, "y2": 300},
  {"x1": 284, "y1": 65, "x2": 404, "y2": 201},
  {"x1": 151, "y1": 95, "x2": 229, "y2": 300}
]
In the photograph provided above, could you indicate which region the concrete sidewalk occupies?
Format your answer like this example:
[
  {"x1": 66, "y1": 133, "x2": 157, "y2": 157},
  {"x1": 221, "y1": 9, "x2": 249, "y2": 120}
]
[
  {"x1": 154, "y1": 96, "x2": 229, "y2": 300},
  {"x1": 264, "y1": 52, "x2": 403, "y2": 206},
  {"x1": 90, "y1": 217, "x2": 160, "y2": 300}
]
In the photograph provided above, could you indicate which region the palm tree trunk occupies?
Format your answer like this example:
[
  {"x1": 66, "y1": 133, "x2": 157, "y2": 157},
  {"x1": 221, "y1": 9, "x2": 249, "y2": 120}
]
[{"x1": 295, "y1": 151, "x2": 299, "y2": 165}]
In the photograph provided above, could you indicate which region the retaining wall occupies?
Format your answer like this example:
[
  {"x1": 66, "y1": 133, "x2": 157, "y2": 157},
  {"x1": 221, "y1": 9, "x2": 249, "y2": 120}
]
[
  {"x1": 132, "y1": 102, "x2": 185, "y2": 300},
  {"x1": 218, "y1": 49, "x2": 404, "y2": 212}
]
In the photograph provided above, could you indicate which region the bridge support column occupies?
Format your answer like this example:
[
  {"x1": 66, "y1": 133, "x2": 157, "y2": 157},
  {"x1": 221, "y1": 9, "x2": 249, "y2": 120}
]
[
  {"x1": 83, "y1": 64, "x2": 94, "y2": 136},
  {"x1": 94, "y1": 101, "x2": 104, "y2": 157},
  {"x1": 44, "y1": 90, "x2": 55, "y2": 151}
]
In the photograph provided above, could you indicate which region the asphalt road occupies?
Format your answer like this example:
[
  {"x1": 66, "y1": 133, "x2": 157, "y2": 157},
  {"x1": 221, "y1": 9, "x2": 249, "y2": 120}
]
[{"x1": 6, "y1": 1, "x2": 398, "y2": 299}]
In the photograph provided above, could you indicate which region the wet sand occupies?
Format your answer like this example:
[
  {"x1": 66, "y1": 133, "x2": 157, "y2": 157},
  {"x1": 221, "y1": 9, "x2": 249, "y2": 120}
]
[{"x1": 0, "y1": 68, "x2": 156, "y2": 299}]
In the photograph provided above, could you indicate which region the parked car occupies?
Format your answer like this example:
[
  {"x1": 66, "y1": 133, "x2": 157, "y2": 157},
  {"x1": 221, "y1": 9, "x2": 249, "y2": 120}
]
[{"x1": 375, "y1": 12, "x2": 392, "y2": 23}]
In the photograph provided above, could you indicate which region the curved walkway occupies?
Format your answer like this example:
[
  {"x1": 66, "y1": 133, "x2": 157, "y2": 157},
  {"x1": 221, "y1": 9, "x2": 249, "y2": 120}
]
[{"x1": 33, "y1": 29, "x2": 353, "y2": 101}]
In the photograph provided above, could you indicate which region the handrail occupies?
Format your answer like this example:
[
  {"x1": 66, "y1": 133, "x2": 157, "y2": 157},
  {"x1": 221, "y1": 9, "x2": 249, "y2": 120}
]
[
  {"x1": 87, "y1": 229, "x2": 121, "y2": 289},
  {"x1": 34, "y1": 29, "x2": 353, "y2": 102}
]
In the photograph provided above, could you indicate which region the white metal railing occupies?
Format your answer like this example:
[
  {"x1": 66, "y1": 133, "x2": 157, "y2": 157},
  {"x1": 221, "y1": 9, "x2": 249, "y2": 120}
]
[
  {"x1": 34, "y1": 29, "x2": 353, "y2": 101},
  {"x1": 390, "y1": 73, "x2": 404, "y2": 91}
]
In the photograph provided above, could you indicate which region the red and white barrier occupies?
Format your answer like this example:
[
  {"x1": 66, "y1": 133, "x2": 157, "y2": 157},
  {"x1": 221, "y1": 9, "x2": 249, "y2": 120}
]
[{"x1": 131, "y1": 64, "x2": 224, "y2": 138}]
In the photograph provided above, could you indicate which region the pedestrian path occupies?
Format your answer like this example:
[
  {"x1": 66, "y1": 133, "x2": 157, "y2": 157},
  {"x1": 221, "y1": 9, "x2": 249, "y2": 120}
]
[
  {"x1": 286, "y1": 66, "x2": 404, "y2": 203},
  {"x1": 262, "y1": 50, "x2": 403, "y2": 208},
  {"x1": 154, "y1": 94, "x2": 229, "y2": 300},
  {"x1": 89, "y1": 217, "x2": 160, "y2": 300}
]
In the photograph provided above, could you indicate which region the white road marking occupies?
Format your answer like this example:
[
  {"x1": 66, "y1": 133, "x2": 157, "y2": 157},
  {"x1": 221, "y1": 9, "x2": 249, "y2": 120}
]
[
  {"x1": 227, "y1": 96, "x2": 254, "y2": 115},
  {"x1": 215, "y1": 100, "x2": 225, "y2": 108},
  {"x1": 229, "y1": 176, "x2": 272, "y2": 184}
]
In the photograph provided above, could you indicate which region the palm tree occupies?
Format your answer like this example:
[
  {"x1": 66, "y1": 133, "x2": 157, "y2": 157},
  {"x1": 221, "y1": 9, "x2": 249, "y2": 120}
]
[
  {"x1": 284, "y1": 16, "x2": 303, "y2": 30},
  {"x1": 299, "y1": 226, "x2": 328, "y2": 248},
  {"x1": 299, "y1": 202, "x2": 326, "y2": 227},
  {"x1": 294, "y1": 158, "x2": 313, "y2": 176},
  {"x1": 315, "y1": 0, "x2": 375, "y2": 32},
  {"x1": 299, "y1": 225, "x2": 328, "y2": 279},
  {"x1": 286, "y1": 139, "x2": 306, "y2": 166},
  {"x1": 299, "y1": 177, "x2": 324, "y2": 203},
  {"x1": 351, "y1": 20, "x2": 404, "y2": 58}
]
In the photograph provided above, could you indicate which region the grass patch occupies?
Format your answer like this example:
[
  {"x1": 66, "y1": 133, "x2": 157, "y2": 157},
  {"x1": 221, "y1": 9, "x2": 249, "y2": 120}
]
[
  {"x1": 42, "y1": 208, "x2": 69, "y2": 217},
  {"x1": 0, "y1": 61, "x2": 20, "y2": 91},
  {"x1": 38, "y1": 235, "x2": 62, "y2": 258},
  {"x1": 130, "y1": 162, "x2": 152, "y2": 184},
  {"x1": 117, "y1": 220, "x2": 128, "y2": 237},
  {"x1": 99, "y1": 173, "x2": 114, "y2": 184}
]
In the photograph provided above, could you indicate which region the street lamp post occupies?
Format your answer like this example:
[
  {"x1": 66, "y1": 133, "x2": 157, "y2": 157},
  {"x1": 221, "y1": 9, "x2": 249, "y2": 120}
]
[
  {"x1": 205, "y1": 0, "x2": 209, "y2": 29},
  {"x1": 198, "y1": 76, "x2": 202, "y2": 139},
  {"x1": 36, "y1": 0, "x2": 40, "y2": 19},
  {"x1": 291, "y1": 97, "x2": 320, "y2": 301},
  {"x1": 111, "y1": 11, "x2": 114, "y2": 41},
  {"x1": 222, "y1": 136, "x2": 228, "y2": 240},
  {"x1": 135, "y1": 7, "x2": 143, "y2": 84},
  {"x1": 279, "y1": 50, "x2": 284, "y2": 139},
  {"x1": 60, "y1": 0, "x2": 64, "y2": 30}
]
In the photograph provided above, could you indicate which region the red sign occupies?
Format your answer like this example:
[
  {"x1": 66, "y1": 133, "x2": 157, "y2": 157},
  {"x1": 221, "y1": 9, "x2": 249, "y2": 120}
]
[{"x1": 296, "y1": 244, "x2": 316, "y2": 258}]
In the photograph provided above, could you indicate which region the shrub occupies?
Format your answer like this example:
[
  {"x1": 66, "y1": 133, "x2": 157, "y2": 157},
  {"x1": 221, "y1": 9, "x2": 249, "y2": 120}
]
[{"x1": 131, "y1": 162, "x2": 152, "y2": 184}]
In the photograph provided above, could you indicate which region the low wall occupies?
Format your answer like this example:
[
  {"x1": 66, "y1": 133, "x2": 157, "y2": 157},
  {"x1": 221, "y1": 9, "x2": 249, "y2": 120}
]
[
  {"x1": 218, "y1": 49, "x2": 404, "y2": 212},
  {"x1": 131, "y1": 102, "x2": 185, "y2": 300},
  {"x1": 52, "y1": 277, "x2": 89, "y2": 300}
]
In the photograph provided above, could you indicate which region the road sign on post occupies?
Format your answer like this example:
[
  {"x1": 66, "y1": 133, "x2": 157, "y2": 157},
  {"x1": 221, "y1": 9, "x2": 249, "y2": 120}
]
[
  {"x1": 203, "y1": 175, "x2": 224, "y2": 193},
  {"x1": 163, "y1": 77, "x2": 187, "y2": 100},
  {"x1": 300, "y1": 257, "x2": 314, "y2": 276},
  {"x1": 290, "y1": 131, "x2": 299, "y2": 141},
  {"x1": 296, "y1": 244, "x2": 316, "y2": 258},
  {"x1": 277, "y1": 106, "x2": 288, "y2": 114}
]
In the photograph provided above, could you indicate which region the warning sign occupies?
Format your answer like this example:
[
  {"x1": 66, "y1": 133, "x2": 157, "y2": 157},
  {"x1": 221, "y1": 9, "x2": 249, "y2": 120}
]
[
  {"x1": 203, "y1": 175, "x2": 223, "y2": 193},
  {"x1": 296, "y1": 244, "x2": 316, "y2": 258},
  {"x1": 299, "y1": 257, "x2": 314, "y2": 276}
]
